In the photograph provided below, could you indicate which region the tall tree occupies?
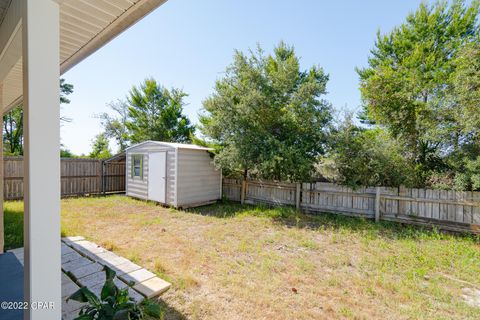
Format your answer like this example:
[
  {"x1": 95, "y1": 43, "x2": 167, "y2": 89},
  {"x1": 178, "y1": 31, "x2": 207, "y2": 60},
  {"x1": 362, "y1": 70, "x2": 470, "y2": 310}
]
[
  {"x1": 60, "y1": 148, "x2": 77, "y2": 158},
  {"x1": 89, "y1": 133, "x2": 112, "y2": 159},
  {"x1": 126, "y1": 78, "x2": 194, "y2": 144},
  {"x1": 98, "y1": 100, "x2": 130, "y2": 152},
  {"x1": 451, "y1": 41, "x2": 480, "y2": 142},
  {"x1": 3, "y1": 107, "x2": 23, "y2": 155},
  {"x1": 200, "y1": 42, "x2": 332, "y2": 181},
  {"x1": 323, "y1": 115, "x2": 414, "y2": 188},
  {"x1": 444, "y1": 41, "x2": 480, "y2": 190},
  {"x1": 60, "y1": 78, "x2": 74, "y2": 123},
  {"x1": 357, "y1": 0, "x2": 479, "y2": 180},
  {"x1": 3, "y1": 78, "x2": 73, "y2": 155}
]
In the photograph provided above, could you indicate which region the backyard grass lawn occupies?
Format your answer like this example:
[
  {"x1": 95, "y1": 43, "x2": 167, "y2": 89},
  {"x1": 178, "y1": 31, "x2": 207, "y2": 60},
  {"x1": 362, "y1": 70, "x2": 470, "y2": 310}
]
[{"x1": 4, "y1": 195, "x2": 480, "y2": 319}]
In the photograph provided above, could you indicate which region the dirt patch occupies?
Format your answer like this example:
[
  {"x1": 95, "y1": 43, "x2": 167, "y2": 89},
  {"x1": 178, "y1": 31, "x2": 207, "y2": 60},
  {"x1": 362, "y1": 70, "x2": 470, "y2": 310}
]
[{"x1": 462, "y1": 288, "x2": 480, "y2": 308}]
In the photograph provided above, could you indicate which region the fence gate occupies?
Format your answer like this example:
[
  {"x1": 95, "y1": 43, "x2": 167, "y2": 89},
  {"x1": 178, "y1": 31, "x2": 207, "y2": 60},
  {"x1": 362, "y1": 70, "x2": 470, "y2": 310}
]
[
  {"x1": 3, "y1": 156, "x2": 126, "y2": 200},
  {"x1": 102, "y1": 160, "x2": 126, "y2": 194}
]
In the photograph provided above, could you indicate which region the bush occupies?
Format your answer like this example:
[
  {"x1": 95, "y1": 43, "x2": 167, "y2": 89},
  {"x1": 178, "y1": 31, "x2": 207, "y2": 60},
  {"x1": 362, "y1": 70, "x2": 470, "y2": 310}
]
[
  {"x1": 454, "y1": 172, "x2": 471, "y2": 191},
  {"x1": 426, "y1": 171, "x2": 455, "y2": 190},
  {"x1": 68, "y1": 266, "x2": 162, "y2": 320},
  {"x1": 472, "y1": 174, "x2": 480, "y2": 191},
  {"x1": 321, "y1": 118, "x2": 414, "y2": 188},
  {"x1": 450, "y1": 157, "x2": 480, "y2": 191}
]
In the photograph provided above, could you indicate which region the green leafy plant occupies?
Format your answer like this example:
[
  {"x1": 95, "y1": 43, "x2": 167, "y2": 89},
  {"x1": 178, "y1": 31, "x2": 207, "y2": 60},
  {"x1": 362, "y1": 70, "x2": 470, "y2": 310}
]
[
  {"x1": 67, "y1": 266, "x2": 143, "y2": 320},
  {"x1": 200, "y1": 41, "x2": 333, "y2": 181}
]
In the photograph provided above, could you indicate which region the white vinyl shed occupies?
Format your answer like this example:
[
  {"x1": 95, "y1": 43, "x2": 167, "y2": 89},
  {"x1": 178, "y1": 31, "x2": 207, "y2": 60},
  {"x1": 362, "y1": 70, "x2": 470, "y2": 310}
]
[{"x1": 126, "y1": 141, "x2": 222, "y2": 208}]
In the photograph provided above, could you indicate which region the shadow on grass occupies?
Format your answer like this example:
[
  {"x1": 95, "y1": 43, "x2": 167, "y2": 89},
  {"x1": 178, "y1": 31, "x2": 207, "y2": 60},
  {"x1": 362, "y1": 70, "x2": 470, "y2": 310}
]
[
  {"x1": 4, "y1": 206, "x2": 24, "y2": 251},
  {"x1": 186, "y1": 200, "x2": 480, "y2": 242},
  {"x1": 152, "y1": 299, "x2": 188, "y2": 320}
]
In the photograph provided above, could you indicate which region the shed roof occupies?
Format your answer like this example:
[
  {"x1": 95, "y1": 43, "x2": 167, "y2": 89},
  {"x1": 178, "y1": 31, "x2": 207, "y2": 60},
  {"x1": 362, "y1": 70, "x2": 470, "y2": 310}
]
[{"x1": 126, "y1": 140, "x2": 213, "y2": 151}]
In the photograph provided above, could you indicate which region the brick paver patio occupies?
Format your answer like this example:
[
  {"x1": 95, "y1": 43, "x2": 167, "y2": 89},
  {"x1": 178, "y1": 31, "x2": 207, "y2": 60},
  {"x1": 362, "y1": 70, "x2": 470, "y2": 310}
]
[{"x1": 8, "y1": 236, "x2": 171, "y2": 320}]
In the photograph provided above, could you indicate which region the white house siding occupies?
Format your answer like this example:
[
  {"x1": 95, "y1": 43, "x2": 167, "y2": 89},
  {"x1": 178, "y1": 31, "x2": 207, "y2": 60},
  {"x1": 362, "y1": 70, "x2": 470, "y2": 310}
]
[
  {"x1": 126, "y1": 143, "x2": 176, "y2": 204},
  {"x1": 176, "y1": 149, "x2": 221, "y2": 206}
]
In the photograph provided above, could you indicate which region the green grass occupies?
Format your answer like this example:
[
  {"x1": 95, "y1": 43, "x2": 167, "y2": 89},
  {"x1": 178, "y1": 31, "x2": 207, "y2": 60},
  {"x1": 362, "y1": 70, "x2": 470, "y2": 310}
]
[
  {"x1": 4, "y1": 201, "x2": 23, "y2": 250},
  {"x1": 3, "y1": 196, "x2": 480, "y2": 319},
  {"x1": 190, "y1": 200, "x2": 480, "y2": 243},
  {"x1": 178, "y1": 201, "x2": 480, "y2": 319}
]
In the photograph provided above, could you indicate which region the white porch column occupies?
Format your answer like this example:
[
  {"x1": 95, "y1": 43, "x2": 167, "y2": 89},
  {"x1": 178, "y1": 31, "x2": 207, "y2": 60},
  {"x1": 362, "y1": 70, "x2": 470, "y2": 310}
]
[{"x1": 22, "y1": 0, "x2": 61, "y2": 319}]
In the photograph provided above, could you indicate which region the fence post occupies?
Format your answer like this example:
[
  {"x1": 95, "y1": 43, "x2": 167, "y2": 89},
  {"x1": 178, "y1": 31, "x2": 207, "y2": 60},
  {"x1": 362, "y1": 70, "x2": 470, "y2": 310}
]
[
  {"x1": 375, "y1": 187, "x2": 381, "y2": 222},
  {"x1": 240, "y1": 179, "x2": 246, "y2": 204},
  {"x1": 296, "y1": 183, "x2": 301, "y2": 210},
  {"x1": 101, "y1": 160, "x2": 106, "y2": 196},
  {"x1": 398, "y1": 185, "x2": 406, "y2": 216}
]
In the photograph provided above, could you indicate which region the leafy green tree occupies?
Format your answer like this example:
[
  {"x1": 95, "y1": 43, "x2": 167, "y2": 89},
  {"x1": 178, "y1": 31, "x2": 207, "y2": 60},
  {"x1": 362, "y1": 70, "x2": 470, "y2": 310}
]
[
  {"x1": 60, "y1": 78, "x2": 74, "y2": 104},
  {"x1": 437, "y1": 41, "x2": 480, "y2": 190},
  {"x1": 451, "y1": 41, "x2": 480, "y2": 142},
  {"x1": 190, "y1": 134, "x2": 219, "y2": 149},
  {"x1": 3, "y1": 78, "x2": 74, "y2": 155},
  {"x1": 60, "y1": 148, "x2": 76, "y2": 158},
  {"x1": 60, "y1": 78, "x2": 74, "y2": 122},
  {"x1": 98, "y1": 100, "x2": 130, "y2": 152},
  {"x1": 454, "y1": 157, "x2": 480, "y2": 191},
  {"x1": 89, "y1": 133, "x2": 112, "y2": 159},
  {"x1": 200, "y1": 42, "x2": 332, "y2": 181},
  {"x1": 3, "y1": 107, "x2": 23, "y2": 155},
  {"x1": 357, "y1": 0, "x2": 479, "y2": 182},
  {"x1": 126, "y1": 78, "x2": 194, "y2": 144},
  {"x1": 322, "y1": 116, "x2": 415, "y2": 188}
]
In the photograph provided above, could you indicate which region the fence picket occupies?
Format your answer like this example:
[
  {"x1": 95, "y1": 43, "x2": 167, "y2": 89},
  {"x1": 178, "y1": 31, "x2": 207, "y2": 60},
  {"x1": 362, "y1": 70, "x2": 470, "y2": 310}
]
[
  {"x1": 222, "y1": 179, "x2": 480, "y2": 234},
  {"x1": 3, "y1": 157, "x2": 125, "y2": 199}
]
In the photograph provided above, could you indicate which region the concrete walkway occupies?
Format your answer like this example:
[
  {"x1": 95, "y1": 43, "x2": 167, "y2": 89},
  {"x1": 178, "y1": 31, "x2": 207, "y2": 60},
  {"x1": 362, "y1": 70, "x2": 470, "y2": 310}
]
[
  {"x1": 0, "y1": 252, "x2": 23, "y2": 320},
  {"x1": 8, "y1": 236, "x2": 171, "y2": 320}
]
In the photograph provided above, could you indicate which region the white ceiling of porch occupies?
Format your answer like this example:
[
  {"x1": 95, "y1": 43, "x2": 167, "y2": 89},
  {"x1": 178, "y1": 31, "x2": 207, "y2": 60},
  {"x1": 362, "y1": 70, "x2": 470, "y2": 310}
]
[
  {"x1": 0, "y1": 0, "x2": 167, "y2": 113},
  {"x1": 0, "y1": 0, "x2": 11, "y2": 26}
]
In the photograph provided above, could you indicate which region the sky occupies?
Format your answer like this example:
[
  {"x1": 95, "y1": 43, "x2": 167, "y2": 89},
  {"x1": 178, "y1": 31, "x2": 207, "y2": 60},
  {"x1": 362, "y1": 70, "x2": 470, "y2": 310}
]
[{"x1": 62, "y1": 0, "x2": 426, "y2": 155}]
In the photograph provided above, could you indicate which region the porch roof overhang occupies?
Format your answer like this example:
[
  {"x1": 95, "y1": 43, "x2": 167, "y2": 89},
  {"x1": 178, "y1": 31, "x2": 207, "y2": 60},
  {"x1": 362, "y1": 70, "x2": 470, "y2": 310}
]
[{"x1": 0, "y1": 0, "x2": 167, "y2": 114}]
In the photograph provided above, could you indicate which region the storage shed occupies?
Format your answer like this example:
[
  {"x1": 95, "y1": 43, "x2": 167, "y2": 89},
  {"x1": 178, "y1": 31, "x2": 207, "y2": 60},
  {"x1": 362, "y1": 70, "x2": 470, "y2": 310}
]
[{"x1": 125, "y1": 141, "x2": 222, "y2": 208}]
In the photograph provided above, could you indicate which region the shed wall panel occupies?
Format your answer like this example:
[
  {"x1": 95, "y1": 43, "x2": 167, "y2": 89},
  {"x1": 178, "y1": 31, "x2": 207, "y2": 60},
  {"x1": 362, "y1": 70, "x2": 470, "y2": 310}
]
[
  {"x1": 125, "y1": 151, "x2": 148, "y2": 200},
  {"x1": 176, "y1": 149, "x2": 221, "y2": 206},
  {"x1": 126, "y1": 142, "x2": 176, "y2": 205}
]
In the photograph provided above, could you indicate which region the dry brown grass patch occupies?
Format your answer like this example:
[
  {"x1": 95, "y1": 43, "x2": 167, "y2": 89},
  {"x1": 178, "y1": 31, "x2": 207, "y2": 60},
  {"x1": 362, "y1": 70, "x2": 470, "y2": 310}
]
[{"x1": 44, "y1": 196, "x2": 480, "y2": 319}]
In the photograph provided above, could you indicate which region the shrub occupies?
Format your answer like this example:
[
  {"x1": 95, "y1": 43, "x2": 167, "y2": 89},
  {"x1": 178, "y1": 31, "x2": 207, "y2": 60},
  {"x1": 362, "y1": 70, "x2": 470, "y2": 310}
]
[
  {"x1": 454, "y1": 172, "x2": 471, "y2": 191},
  {"x1": 67, "y1": 266, "x2": 161, "y2": 320},
  {"x1": 426, "y1": 171, "x2": 455, "y2": 190},
  {"x1": 472, "y1": 174, "x2": 480, "y2": 191},
  {"x1": 322, "y1": 118, "x2": 414, "y2": 188},
  {"x1": 450, "y1": 157, "x2": 480, "y2": 191}
]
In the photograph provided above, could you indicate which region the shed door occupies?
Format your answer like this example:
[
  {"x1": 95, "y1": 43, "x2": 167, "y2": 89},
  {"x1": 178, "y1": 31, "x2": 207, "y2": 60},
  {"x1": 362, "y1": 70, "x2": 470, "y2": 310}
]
[{"x1": 148, "y1": 152, "x2": 167, "y2": 203}]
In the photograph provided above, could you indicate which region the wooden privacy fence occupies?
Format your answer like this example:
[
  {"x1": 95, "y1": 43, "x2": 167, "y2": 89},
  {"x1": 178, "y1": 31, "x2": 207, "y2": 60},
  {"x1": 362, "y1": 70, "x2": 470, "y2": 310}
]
[
  {"x1": 3, "y1": 157, "x2": 126, "y2": 200},
  {"x1": 222, "y1": 178, "x2": 480, "y2": 234}
]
